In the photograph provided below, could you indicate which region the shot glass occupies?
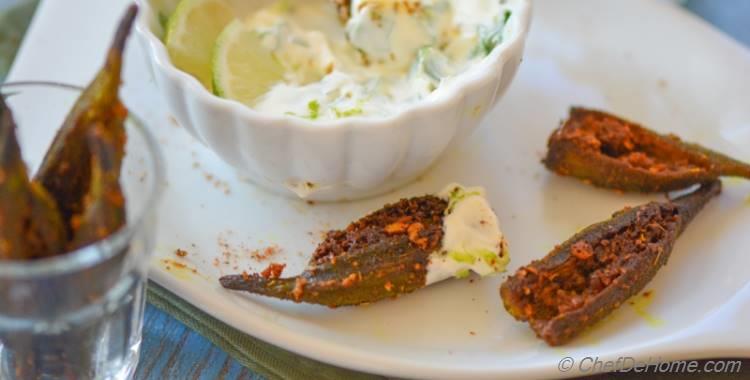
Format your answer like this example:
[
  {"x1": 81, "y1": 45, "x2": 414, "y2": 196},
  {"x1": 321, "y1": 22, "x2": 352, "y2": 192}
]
[{"x1": 0, "y1": 81, "x2": 164, "y2": 380}]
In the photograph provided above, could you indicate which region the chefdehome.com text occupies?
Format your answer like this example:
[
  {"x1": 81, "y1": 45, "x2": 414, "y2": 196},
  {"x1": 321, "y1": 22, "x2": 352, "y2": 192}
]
[{"x1": 558, "y1": 356, "x2": 742, "y2": 374}]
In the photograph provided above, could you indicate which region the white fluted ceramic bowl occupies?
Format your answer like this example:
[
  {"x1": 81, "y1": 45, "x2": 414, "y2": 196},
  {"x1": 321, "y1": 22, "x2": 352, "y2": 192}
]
[{"x1": 135, "y1": 0, "x2": 532, "y2": 201}]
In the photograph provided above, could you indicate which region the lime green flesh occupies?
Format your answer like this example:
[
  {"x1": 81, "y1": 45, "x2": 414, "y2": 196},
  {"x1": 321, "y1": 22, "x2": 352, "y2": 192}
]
[
  {"x1": 165, "y1": 0, "x2": 234, "y2": 90},
  {"x1": 212, "y1": 20, "x2": 285, "y2": 106}
]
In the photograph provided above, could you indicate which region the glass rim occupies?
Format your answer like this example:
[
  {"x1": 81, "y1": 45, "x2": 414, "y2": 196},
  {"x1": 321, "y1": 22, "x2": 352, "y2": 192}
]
[{"x1": 0, "y1": 80, "x2": 165, "y2": 278}]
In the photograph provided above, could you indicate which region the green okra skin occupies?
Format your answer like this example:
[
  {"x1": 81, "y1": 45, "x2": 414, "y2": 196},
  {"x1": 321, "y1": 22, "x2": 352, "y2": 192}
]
[
  {"x1": 68, "y1": 124, "x2": 127, "y2": 251},
  {"x1": 671, "y1": 181, "x2": 723, "y2": 235},
  {"x1": 0, "y1": 97, "x2": 66, "y2": 260},
  {"x1": 34, "y1": 5, "x2": 136, "y2": 235},
  {"x1": 677, "y1": 139, "x2": 750, "y2": 179},
  {"x1": 544, "y1": 107, "x2": 750, "y2": 193},
  {"x1": 500, "y1": 181, "x2": 721, "y2": 346},
  {"x1": 0, "y1": 96, "x2": 33, "y2": 260},
  {"x1": 220, "y1": 235, "x2": 430, "y2": 307},
  {"x1": 221, "y1": 194, "x2": 449, "y2": 307}
]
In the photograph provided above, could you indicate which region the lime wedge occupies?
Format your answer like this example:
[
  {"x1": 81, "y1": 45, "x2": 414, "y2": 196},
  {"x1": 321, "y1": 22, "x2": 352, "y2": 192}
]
[
  {"x1": 212, "y1": 20, "x2": 285, "y2": 106},
  {"x1": 165, "y1": 0, "x2": 234, "y2": 90}
]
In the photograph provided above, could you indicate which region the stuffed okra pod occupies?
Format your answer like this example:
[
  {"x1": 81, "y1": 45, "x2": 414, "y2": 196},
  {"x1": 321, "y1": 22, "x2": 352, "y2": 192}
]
[
  {"x1": 34, "y1": 6, "x2": 135, "y2": 235},
  {"x1": 0, "y1": 6, "x2": 135, "y2": 261},
  {"x1": 500, "y1": 180, "x2": 721, "y2": 346},
  {"x1": 68, "y1": 124, "x2": 127, "y2": 250},
  {"x1": 544, "y1": 107, "x2": 750, "y2": 192},
  {"x1": 0, "y1": 97, "x2": 66, "y2": 260},
  {"x1": 221, "y1": 184, "x2": 510, "y2": 307}
]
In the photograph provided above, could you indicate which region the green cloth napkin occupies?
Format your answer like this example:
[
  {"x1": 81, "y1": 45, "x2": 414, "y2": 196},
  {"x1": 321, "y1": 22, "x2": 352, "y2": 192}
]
[
  {"x1": 0, "y1": 0, "x2": 38, "y2": 80},
  {"x1": 147, "y1": 282, "x2": 382, "y2": 380}
]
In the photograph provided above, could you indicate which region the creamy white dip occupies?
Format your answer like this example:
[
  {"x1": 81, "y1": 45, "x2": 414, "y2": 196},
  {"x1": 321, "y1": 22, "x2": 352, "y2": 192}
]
[
  {"x1": 241, "y1": 0, "x2": 514, "y2": 119},
  {"x1": 425, "y1": 184, "x2": 509, "y2": 285}
]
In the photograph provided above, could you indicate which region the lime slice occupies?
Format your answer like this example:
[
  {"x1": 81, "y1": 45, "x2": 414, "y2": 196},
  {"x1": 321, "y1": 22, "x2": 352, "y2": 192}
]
[
  {"x1": 212, "y1": 20, "x2": 285, "y2": 106},
  {"x1": 165, "y1": 0, "x2": 234, "y2": 90}
]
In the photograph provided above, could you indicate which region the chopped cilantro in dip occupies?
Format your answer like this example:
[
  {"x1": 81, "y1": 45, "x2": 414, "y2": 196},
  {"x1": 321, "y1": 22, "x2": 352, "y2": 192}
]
[
  {"x1": 307, "y1": 100, "x2": 320, "y2": 120},
  {"x1": 476, "y1": 10, "x2": 512, "y2": 56},
  {"x1": 334, "y1": 106, "x2": 364, "y2": 118}
]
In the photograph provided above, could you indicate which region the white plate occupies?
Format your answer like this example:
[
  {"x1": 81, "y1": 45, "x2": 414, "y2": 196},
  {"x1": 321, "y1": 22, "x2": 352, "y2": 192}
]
[{"x1": 9, "y1": 0, "x2": 750, "y2": 378}]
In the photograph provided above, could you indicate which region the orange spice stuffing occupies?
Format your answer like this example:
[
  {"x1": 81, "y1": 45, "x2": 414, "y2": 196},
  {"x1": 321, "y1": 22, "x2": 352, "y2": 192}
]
[
  {"x1": 70, "y1": 215, "x2": 83, "y2": 231},
  {"x1": 407, "y1": 222, "x2": 428, "y2": 249},
  {"x1": 570, "y1": 241, "x2": 594, "y2": 260},
  {"x1": 106, "y1": 191, "x2": 125, "y2": 207},
  {"x1": 113, "y1": 102, "x2": 128, "y2": 119},
  {"x1": 260, "y1": 263, "x2": 286, "y2": 279},
  {"x1": 293, "y1": 277, "x2": 307, "y2": 302},
  {"x1": 384, "y1": 216, "x2": 428, "y2": 249},
  {"x1": 384, "y1": 281, "x2": 394, "y2": 292},
  {"x1": 523, "y1": 303, "x2": 534, "y2": 318},
  {"x1": 384, "y1": 216, "x2": 412, "y2": 234},
  {"x1": 341, "y1": 273, "x2": 361, "y2": 288}
]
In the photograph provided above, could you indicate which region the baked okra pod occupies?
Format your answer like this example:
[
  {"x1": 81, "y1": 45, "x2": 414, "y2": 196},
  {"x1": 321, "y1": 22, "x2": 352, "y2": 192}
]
[
  {"x1": 34, "y1": 6, "x2": 135, "y2": 235},
  {"x1": 221, "y1": 184, "x2": 510, "y2": 307},
  {"x1": 544, "y1": 107, "x2": 750, "y2": 192},
  {"x1": 0, "y1": 97, "x2": 66, "y2": 260},
  {"x1": 67, "y1": 124, "x2": 127, "y2": 250},
  {"x1": 500, "y1": 180, "x2": 721, "y2": 346}
]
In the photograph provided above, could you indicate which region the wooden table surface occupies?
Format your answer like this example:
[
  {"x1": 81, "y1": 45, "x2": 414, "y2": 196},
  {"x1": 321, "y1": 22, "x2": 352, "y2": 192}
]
[{"x1": 135, "y1": 305, "x2": 263, "y2": 380}]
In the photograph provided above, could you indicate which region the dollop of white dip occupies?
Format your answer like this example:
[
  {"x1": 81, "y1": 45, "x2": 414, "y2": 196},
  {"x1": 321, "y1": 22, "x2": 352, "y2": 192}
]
[
  {"x1": 425, "y1": 184, "x2": 509, "y2": 285},
  {"x1": 239, "y1": 0, "x2": 514, "y2": 119}
]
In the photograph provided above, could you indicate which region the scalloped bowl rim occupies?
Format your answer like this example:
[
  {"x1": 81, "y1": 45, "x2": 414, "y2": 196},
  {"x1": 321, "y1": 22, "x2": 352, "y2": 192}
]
[{"x1": 134, "y1": 0, "x2": 532, "y2": 132}]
